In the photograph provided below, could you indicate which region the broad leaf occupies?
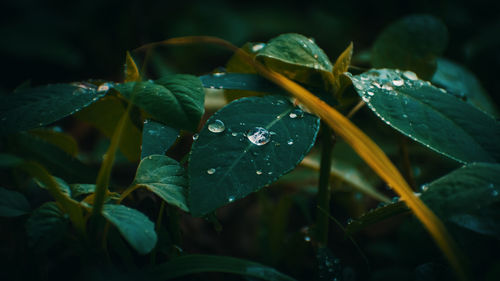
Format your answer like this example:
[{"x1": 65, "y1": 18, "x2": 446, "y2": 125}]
[
  {"x1": 0, "y1": 153, "x2": 24, "y2": 168},
  {"x1": 0, "y1": 187, "x2": 31, "y2": 217},
  {"x1": 371, "y1": 14, "x2": 448, "y2": 80},
  {"x1": 188, "y1": 95, "x2": 320, "y2": 216},
  {"x1": 431, "y1": 58, "x2": 499, "y2": 117},
  {"x1": 25, "y1": 202, "x2": 69, "y2": 252},
  {"x1": 69, "y1": 184, "x2": 96, "y2": 198},
  {"x1": 350, "y1": 69, "x2": 500, "y2": 163},
  {"x1": 448, "y1": 211, "x2": 500, "y2": 239},
  {"x1": 102, "y1": 204, "x2": 157, "y2": 255},
  {"x1": 200, "y1": 73, "x2": 283, "y2": 94},
  {"x1": 133, "y1": 155, "x2": 189, "y2": 212},
  {"x1": 141, "y1": 119, "x2": 179, "y2": 159},
  {"x1": 149, "y1": 254, "x2": 296, "y2": 281},
  {"x1": 256, "y1": 33, "x2": 334, "y2": 88},
  {"x1": 346, "y1": 201, "x2": 410, "y2": 234},
  {"x1": 0, "y1": 82, "x2": 107, "y2": 135},
  {"x1": 420, "y1": 162, "x2": 500, "y2": 219},
  {"x1": 34, "y1": 175, "x2": 72, "y2": 197},
  {"x1": 75, "y1": 96, "x2": 142, "y2": 162},
  {"x1": 114, "y1": 74, "x2": 205, "y2": 132}
]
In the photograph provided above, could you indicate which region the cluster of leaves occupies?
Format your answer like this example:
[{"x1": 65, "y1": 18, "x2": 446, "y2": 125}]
[{"x1": 1, "y1": 14, "x2": 499, "y2": 281}]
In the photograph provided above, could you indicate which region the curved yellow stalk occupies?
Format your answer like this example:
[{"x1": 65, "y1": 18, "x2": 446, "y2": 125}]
[{"x1": 135, "y1": 36, "x2": 469, "y2": 281}]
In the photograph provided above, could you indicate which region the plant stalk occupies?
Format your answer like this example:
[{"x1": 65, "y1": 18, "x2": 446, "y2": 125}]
[{"x1": 316, "y1": 123, "x2": 335, "y2": 246}]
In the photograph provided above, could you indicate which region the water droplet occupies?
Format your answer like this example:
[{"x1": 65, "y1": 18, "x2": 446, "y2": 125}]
[
  {"x1": 346, "y1": 218, "x2": 353, "y2": 224},
  {"x1": 213, "y1": 72, "x2": 225, "y2": 77},
  {"x1": 382, "y1": 83, "x2": 393, "y2": 91},
  {"x1": 372, "y1": 82, "x2": 382, "y2": 88},
  {"x1": 392, "y1": 79, "x2": 404, "y2": 86},
  {"x1": 488, "y1": 183, "x2": 494, "y2": 189},
  {"x1": 313, "y1": 54, "x2": 318, "y2": 59},
  {"x1": 420, "y1": 184, "x2": 429, "y2": 192},
  {"x1": 492, "y1": 190, "x2": 499, "y2": 197},
  {"x1": 251, "y1": 43, "x2": 266, "y2": 53},
  {"x1": 289, "y1": 108, "x2": 304, "y2": 119},
  {"x1": 209, "y1": 86, "x2": 215, "y2": 89},
  {"x1": 208, "y1": 119, "x2": 225, "y2": 133},
  {"x1": 231, "y1": 132, "x2": 238, "y2": 137},
  {"x1": 256, "y1": 170, "x2": 263, "y2": 175},
  {"x1": 287, "y1": 139, "x2": 294, "y2": 145},
  {"x1": 267, "y1": 171, "x2": 273, "y2": 175},
  {"x1": 228, "y1": 196, "x2": 235, "y2": 202},
  {"x1": 207, "y1": 168, "x2": 216, "y2": 175},
  {"x1": 367, "y1": 91, "x2": 374, "y2": 96},
  {"x1": 97, "y1": 83, "x2": 111, "y2": 92},
  {"x1": 304, "y1": 236, "x2": 311, "y2": 242},
  {"x1": 247, "y1": 127, "x2": 271, "y2": 146},
  {"x1": 403, "y1": 71, "x2": 418, "y2": 80},
  {"x1": 402, "y1": 114, "x2": 408, "y2": 118},
  {"x1": 239, "y1": 122, "x2": 246, "y2": 126},
  {"x1": 392, "y1": 196, "x2": 400, "y2": 202},
  {"x1": 192, "y1": 134, "x2": 199, "y2": 140}
]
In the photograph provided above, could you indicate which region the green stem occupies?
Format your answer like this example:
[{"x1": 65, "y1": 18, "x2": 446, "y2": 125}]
[
  {"x1": 316, "y1": 122, "x2": 335, "y2": 246},
  {"x1": 150, "y1": 201, "x2": 166, "y2": 265}
]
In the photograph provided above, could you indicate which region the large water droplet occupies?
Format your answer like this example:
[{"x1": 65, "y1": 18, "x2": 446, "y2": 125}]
[
  {"x1": 97, "y1": 83, "x2": 112, "y2": 92},
  {"x1": 256, "y1": 170, "x2": 263, "y2": 175},
  {"x1": 392, "y1": 79, "x2": 404, "y2": 86},
  {"x1": 403, "y1": 71, "x2": 418, "y2": 80},
  {"x1": 208, "y1": 119, "x2": 225, "y2": 133},
  {"x1": 207, "y1": 168, "x2": 216, "y2": 175},
  {"x1": 247, "y1": 127, "x2": 271, "y2": 146},
  {"x1": 251, "y1": 43, "x2": 266, "y2": 53},
  {"x1": 192, "y1": 134, "x2": 199, "y2": 140}
]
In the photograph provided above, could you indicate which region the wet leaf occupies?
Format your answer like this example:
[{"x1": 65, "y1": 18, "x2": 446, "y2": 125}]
[
  {"x1": 75, "y1": 96, "x2": 142, "y2": 162},
  {"x1": 149, "y1": 254, "x2": 296, "y2": 281},
  {"x1": 115, "y1": 75, "x2": 205, "y2": 132},
  {"x1": 0, "y1": 83, "x2": 106, "y2": 135},
  {"x1": 34, "y1": 175, "x2": 72, "y2": 197},
  {"x1": 102, "y1": 204, "x2": 157, "y2": 255},
  {"x1": 188, "y1": 95, "x2": 320, "y2": 216},
  {"x1": 350, "y1": 69, "x2": 500, "y2": 163},
  {"x1": 200, "y1": 73, "x2": 283, "y2": 94},
  {"x1": 371, "y1": 14, "x2": 448, "y2": 80},
  {"x1": 133, "y1": 155, "x2": 188, "y2": 212},
  {"x1": 69, "y1": 184, "x2": 96, "y2": 199},
  {"x1": 25, "y1": 202, "x2": 69, "y2": 252},
  {"x1": 141, "y1": 120, "x2": 179, "y2": 159},
  {"x1": 0, "y1": 187, "x2": 31, "y2": 217},
  {"x1": 256, "y1": 33, "x2": 334, "y2": 88},
  {"x1": 431, "y1": 58, "x2": 499, "y2": 117},
  {"x1": 346, "y1": 201, "x2": 410, "y2": 234}
]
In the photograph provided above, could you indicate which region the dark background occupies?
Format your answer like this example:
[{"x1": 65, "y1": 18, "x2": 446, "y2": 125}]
[{"x1": 0, "y1": 0, "x2": 499, "y2": 108}]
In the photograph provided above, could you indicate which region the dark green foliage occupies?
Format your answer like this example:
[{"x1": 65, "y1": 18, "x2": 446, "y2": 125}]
[
  {"x1": 141, "y1": 119, "x2": 179, "y2": 159},
  {"x1": 0, "y1": 187, "x2": 31, "y2": 217},
  {"x1": 25, "y1": 202, "x2": 69, "y2": 252}
]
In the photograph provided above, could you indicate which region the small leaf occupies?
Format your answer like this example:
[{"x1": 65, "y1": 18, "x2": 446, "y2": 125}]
[
  {"x1": 331, "y1": 42, "x2": 354, "y2": 94},
  {"x1": 149, "y1": 254, "x2": 297, "y2": 281},
  {"x1": 188, "y1": 95, "x2": 320, "y2": 216},
  {"x1": 141, "y1": 119, "x2": 179, "y2": 159},
  {"x1": 256, "y1": 33, "x2": 334, "y2": 88},
  {"x1": 69, "y1": 184, "x2": 96, "y2": 198},
  {"x1": 431, "y1": 58, "x2": 499, "y2": 117},
  {"x1": 0, "y1": 153, "x2": 24, "y2": 168},
  {"x1": 75, "y1": 96, "x2": 142, "y2": 162},
  {"x1": 200, "y1": 73, "x2": 283, "y2": 94},
  {"x1": 102, "y1": 204, "x2": 157, "y2": 255},
  {"x1": 25, "y1": 202, "x2": 69, "y2": 252},
  {"x1": 124, "y1": 51, "x2": 141, "y2": 82},
  {"x1": 34, "y1": 176, "x2": 72, "y2": 197},
  {"x1": 30, "y1": 129, "x2": 78, "y2": 156},
  {"x1": 115, "y1": 75, "x2": 205, "y2": 132},
  {"x1": 0, "y1": 83, "x2": 106, "y2": 135},
  {"x1": 133, "y1": 155, "x2": 189, "y2": 212},
  {"x1": 0, "y1": 187, "x2": 31, "y2": 217},
  {"x1": 346, "y1": 201, "x2": 410, "y2": 234},
  {"x1": 371, "y1": 14, "x2": 448, "y2": 79},
  {"x1": 350, "y1": 69, "x2": 500, "y2": 163}
]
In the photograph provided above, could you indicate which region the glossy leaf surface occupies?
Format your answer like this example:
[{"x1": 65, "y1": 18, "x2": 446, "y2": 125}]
[
  {"x1": 133, "y1": 155, "x2": 188, "y2": 212},
  {"x1": 102, "y1": 204, "x2": 157, "y2": 255},
  {"x1": 115, "y1": 75, "x2": 205, "y2": 132},
  {"x1": 350, "y1": 69, "x2": 500, "y2": 163},
  {"x1": 189, "y1": 95, "x2": 319, "y2": 216},
  {"x1": 141, "y1": 119, "x2": 179, "y2": 159},
  {"x1": 0, "y1": 83, "x2": 106, "y2": 135}
]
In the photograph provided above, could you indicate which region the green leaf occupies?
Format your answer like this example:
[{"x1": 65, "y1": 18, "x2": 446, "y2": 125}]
[
  {"x1": 114, "y1": 75, "x2": 205, "y2": 132},
  {"x1": 25, "y1": 202, "x2": 69, "y2": 252},
  {"x1": 7, "y1": 132, "x2": 97, "y2": 182},
  {"x1": 69, "y1": 184, "x2": 96, "y2": 198},
  {"x1": 34, "y1": 176, "x2": 72, "y2": 197},
  {"x1": 371, "y1": 14, "x2": 448, "y2": 80},
  {"x1": 141, "y1": 120, "x2": 179, "y2": 159},
  {"x1": 346, "y1": 201, "x2": 410, "y2": 234},
  {"x1": 349, "y1": 69, "x2": 500, "y2": 164},
  {"x1": 75, "y1": 96, "x2": 142, "y2": 162},
  {"x1": 149, "y1": 254, "x2": 297, "y2": 281},
  {"x1": 431, "y1": 58, "x2": 500, "y2": 117},
  {"x1": 0, "y1": 187, "x2": 31, "y2": 217},
  {"x1": 188, "y1": 95, "x2": 320, "y2": 216},
  {"x1": 133, "y1": 155, "x2": 189, "y2": 212},
  {"x1": 200, "y1": 73, "x2": 283, "y2": 94},
  {"x1": 0, "y1": 83, "x2": 107, "y2": 135},
  {"x1": 256, "y1": 33, "x2": 334, "y2": 88},
  {"x1": 420, "y1": 162, "x2": 500, "y2": 219},
  {"x1": 0, "y1": 153, "x2": 24, "y2": 168},
  {"x1": 448, "y1": 212, "x2": 500, "y2": 239},
  {"x1": 102, "y1": 204, "x2": 157, "y2": 255}
]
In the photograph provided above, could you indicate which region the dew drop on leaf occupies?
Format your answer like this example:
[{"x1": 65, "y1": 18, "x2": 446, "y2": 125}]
[
  {"x1": 192, "y1": 134, "x2": 199, "y2": 141},
  {"x1": 256, "y1": 170, "x2": 263, "y2": 175},
  {"x1": 228, "y1": 196, "x2": 235, "y2": 202},
  {"x1": 207, "y1": 168, "x2": 216, "y2": 175},
  {"x1": 246, "y1": 127, "x2": 271, "y2": 146},
  {"x1": 208, "y1": 119, "x2": 225, "y2": 133}
]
